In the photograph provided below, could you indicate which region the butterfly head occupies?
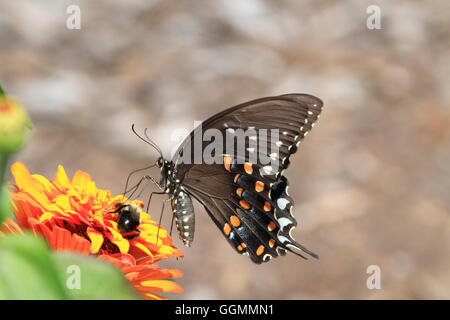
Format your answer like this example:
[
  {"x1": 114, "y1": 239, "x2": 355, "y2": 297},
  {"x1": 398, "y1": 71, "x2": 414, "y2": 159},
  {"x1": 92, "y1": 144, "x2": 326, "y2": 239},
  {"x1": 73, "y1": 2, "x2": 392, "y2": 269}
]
[
  {"x1": 156, "y1": 156, "x2": 165, "y2": 169},
  {"x1": 155, "y1": 157, "x2": 176, "y2": 192}
]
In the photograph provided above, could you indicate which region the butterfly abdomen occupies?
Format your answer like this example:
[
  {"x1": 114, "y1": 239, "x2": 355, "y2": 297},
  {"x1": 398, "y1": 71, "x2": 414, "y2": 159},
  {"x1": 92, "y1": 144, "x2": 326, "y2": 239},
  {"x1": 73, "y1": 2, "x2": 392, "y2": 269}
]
[{"x1": 172, "y1": 190, "x2": 195, "y2": 247}]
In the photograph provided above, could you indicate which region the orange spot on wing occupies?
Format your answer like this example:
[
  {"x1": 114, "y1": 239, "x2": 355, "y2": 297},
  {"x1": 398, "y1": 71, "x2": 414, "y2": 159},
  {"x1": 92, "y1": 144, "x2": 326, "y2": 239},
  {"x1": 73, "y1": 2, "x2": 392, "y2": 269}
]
[
  {"x1": 268, "y1": 221, "x2": 276, "y2": 231},
  {"x1": 255, "y1": 181, "x2": 264, "y2": 192},
  {"x1": 230, "y1": 215, "x2": 241, "y2": 227},
  {"x1": 223, "y1": 223, "x2": 231, "y2": 236},
  {"x1": 236, "y1": 188, "x2": 243, "y2": 197},
  {"x1": 239, "y1": 200, "x2": 250, "y2": 210},
  {"x1": 269, "y1": 239, "x2": 275, "y2": 248},
  {"x1": 256, "y1": 245, "x2": 264, "y2": 256},
  {"x1": 224, "y1": 156, "x2": 232, "y2": 172},
  {"x1": 264, "y1": 202, "x2": 271, "y2": 212},
  {"x1": 234, "y1": 174, "x2": 241, "y2": 183},
  {"x1": 244, "y1": 162, "x2": 253, "y2": 174}
]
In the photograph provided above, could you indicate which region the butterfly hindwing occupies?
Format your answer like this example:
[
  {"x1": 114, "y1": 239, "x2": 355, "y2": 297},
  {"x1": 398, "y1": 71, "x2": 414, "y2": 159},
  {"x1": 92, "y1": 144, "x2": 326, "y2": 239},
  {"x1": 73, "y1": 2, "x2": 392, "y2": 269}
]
[
  {"x1": 183, "y1": 165, "x2": 316, "y2": 263},
  {"x1": 188, "y1": 188, "x2": 280, "y2": 264}
]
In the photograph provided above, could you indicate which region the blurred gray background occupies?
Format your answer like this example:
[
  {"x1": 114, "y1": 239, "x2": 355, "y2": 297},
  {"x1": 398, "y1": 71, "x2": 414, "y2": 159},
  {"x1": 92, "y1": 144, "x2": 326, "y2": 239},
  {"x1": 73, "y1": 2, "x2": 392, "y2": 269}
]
[{"x1": 1, "y1": 0, "x2": 449, "y2": 299}]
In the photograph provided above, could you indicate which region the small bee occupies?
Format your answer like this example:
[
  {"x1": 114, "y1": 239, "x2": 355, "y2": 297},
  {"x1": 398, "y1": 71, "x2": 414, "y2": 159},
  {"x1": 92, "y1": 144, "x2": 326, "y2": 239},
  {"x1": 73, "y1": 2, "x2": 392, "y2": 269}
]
[{"x1": 110, "y1": 202, "x2": 142, "y2": 239}]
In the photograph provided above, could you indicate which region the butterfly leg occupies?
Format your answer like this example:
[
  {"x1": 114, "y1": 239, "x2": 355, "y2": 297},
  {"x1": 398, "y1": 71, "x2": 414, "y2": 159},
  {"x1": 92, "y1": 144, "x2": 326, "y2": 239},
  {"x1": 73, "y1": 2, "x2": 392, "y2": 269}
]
[
  {"x1": 122, "y1": 175, "x2": 151, "y2": 200},
  {"x1": 122, "y1": 163, "x2": 158, "y2": 197},
  {"x1": 169, "y1": 214, "x2": 175, "y2": 237},
  {"x1": 156, "y1": 198, "x2": 170, "y2": 243},
  {"x1": 145, "y1": 190, "x2": 166, "y2": 213},
  {"x1": 131, "y1": 174, "x2": 164, "y2": 199}
]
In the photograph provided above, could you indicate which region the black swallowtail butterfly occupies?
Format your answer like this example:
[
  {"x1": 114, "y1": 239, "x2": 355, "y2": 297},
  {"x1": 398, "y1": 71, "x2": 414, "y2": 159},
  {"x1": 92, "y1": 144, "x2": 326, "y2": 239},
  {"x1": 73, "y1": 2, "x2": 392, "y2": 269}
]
[{"x1": 137, "y1": 93, "x2": 323, "y2": 264}]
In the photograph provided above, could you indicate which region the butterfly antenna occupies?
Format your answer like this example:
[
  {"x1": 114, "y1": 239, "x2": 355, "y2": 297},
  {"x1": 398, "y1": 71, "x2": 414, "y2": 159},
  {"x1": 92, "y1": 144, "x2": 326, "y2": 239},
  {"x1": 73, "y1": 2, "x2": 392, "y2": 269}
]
[
  {"x1": 143, "y1": 127, "x2": 163, "y2": 159},
  {"x1": 131, "y1": 124, "x2": 163, "y2": 158},
  {"x1": 130, "y1": 124, "x2": 167, "y2": 246}
]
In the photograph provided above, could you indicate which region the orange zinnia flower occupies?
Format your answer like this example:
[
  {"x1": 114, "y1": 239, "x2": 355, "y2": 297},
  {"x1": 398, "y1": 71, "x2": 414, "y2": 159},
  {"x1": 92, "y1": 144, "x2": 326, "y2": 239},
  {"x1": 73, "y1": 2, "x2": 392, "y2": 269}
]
[{"x1": 0, "y1": 162, "x2": 184, "y2": 300}]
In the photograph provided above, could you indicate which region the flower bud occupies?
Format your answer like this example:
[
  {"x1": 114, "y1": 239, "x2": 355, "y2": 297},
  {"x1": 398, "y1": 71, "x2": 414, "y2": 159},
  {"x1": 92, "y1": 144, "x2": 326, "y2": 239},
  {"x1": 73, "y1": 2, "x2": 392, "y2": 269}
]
[{"x1": 0, "y1": 96, "x2": 33, "y2": 155}]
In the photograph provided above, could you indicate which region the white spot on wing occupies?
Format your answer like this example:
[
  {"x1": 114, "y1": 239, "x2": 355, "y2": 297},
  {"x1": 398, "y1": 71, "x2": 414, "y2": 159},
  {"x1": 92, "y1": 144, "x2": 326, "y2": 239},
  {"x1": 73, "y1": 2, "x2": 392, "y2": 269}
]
[
  {"x1": 278, "y1": 217, "x2": 293, "y2": 232},
  {"x1": 277, "y1": 235, "x2": 291, "y2": 244},
  {"x1": 277, "y1": 198, "x2": 290, "y2": 210},
  {"x1": 260, "y1": 165, "x2": 274, "y2": 176}
]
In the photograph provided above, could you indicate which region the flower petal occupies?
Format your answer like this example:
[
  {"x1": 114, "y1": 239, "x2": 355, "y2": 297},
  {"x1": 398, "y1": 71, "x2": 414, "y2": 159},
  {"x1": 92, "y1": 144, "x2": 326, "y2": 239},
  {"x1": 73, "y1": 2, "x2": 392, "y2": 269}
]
[
  {"x1": 98, "y1": 253, "x2": 136, "y2": 268},
  {"x1": 71, "y1": 170, "x2": 92, "y2": 191},
  {"x1": 107, "y1": 227, "x2": 130, "y2": 254},
  {"x1": 140, "y1": 280, "x2": 184, "y2": 293},
  {"x1": 87, "y1": 227, "x2": 104, "y2": 254},
  {"x1": 72, "y1": 233, "x2": 91, "y2": 255},
  {"x1": 144, "y1": 293, "x2": 166, "y2": 300},
  {"x1": 31, "y1": 174, "x2": 59, "y2": 197},
  {"x1": 0, "y1": 218, "x2": 24, "y2": 235},
  {"x1": 11, "y1": 162, "x2": 35, "y2": 190},
  {"x1": 53, "y1": 165, "x2": 71, "y2": 190},
  {"x1": 136, "y1": 242, "x2": 156, "y2": 257},
  {"x1": 39, "y1": 211, "x2": 55, "y2": 222},
  {"x1": 10, "y1": 193, "x2": 44, "y2": 229}
]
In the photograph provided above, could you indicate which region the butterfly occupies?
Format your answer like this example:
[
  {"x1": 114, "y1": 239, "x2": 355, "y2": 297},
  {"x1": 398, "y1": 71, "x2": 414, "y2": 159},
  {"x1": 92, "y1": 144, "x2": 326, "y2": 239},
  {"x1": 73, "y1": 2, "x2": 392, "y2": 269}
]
[{"x1": 135, "y1": 93, "x2": 323, "y2": 264}]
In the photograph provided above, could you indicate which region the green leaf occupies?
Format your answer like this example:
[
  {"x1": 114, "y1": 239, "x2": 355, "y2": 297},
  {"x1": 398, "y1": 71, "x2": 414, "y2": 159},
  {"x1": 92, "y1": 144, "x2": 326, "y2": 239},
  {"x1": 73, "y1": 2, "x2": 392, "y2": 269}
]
[
  {"x1": 53, "y1": 252, "x2": 141, "y2": 300},
  {"x1": 0, "y1": 234, "x2": 69, "y2": 299},
  {"x1": 0, "y1": 234, "x2": 141, "y2": 299}
]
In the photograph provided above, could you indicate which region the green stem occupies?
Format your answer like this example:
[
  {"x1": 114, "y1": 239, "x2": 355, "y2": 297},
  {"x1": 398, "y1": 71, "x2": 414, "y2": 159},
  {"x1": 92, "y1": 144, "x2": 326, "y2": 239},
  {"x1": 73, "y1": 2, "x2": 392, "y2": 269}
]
[
  {"x1": 0, "y1": 82, "x2": 7, "y2": 187},
  {"x1": 0, "y1": 154, "x2": 8, "y2": 190},
  {"x1": 0, "y1": 84, "x2": 12, "y2": 224}
]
